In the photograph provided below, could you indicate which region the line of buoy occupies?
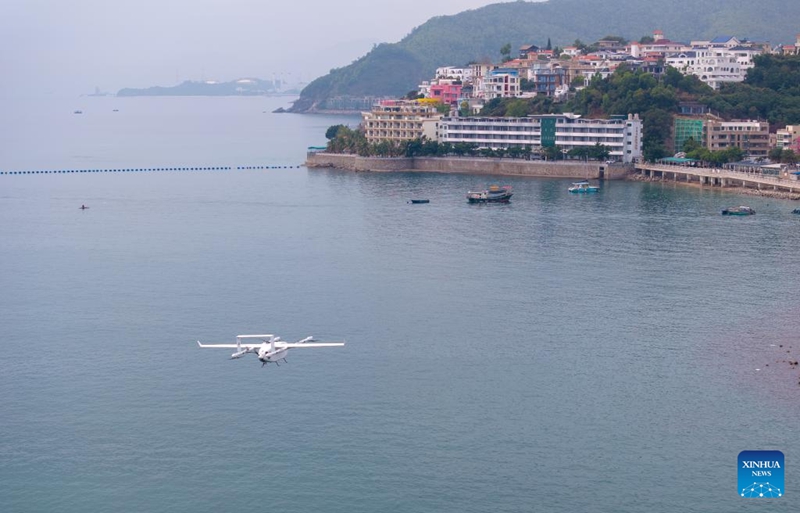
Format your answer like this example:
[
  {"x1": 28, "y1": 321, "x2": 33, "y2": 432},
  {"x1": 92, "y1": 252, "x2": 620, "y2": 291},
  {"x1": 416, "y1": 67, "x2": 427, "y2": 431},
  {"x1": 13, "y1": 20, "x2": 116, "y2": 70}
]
[{"x1": 0, "y1": 165, "x2": 304, "y2": 176}]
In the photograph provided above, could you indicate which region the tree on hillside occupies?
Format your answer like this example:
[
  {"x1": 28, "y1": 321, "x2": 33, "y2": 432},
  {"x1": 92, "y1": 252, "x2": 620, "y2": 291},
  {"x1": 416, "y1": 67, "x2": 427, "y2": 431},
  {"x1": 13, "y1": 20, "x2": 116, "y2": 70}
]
[
  {"x1": 434, "y1": 102, "x2": 451, "y2": 115},
  {"x1": 546, "y1": 38, "x2": 552, "y2": 50},
  {"x1": 500, "y1": 43, "x2": 512, "y2": 62},
  {"x1": 506, "y1": 99, "x2": 529, "y2": 117},
  {"x1": 639, "y1": 35, "x2": 655, "y2": 44},
  {"x1": 600, "y1": 35, "x2": 628, "y2": 45},
  {"x1": 570, "y1": 75, "x2": 586, "y2": 89}
]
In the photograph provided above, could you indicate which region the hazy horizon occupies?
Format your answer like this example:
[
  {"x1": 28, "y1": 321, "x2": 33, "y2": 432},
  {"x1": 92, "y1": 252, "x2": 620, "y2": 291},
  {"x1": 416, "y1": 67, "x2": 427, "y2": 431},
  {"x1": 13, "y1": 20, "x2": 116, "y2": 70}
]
[{"x1": 0, "y1": 0, "x2": 523, "y2": 98}]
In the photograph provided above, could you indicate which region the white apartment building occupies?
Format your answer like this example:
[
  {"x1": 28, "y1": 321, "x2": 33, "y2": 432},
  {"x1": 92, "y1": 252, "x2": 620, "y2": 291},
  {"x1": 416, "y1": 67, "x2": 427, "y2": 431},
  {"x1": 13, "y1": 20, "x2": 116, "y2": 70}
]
[
  {"x1": 435, "y1": 66, "x2": 473, "y2": 81},
  {"x1": 666, "y1": 48, "x2": 750, "y2": 89},
  {"x1": 667, "y1": 37, "x2": 765, "y2": 89},
  {"x1": 437, "y1": 113, "x2": 643, "y2": 163},
  {"x1": 483, "y1": 68, "x2": 521, "y2": 100}
]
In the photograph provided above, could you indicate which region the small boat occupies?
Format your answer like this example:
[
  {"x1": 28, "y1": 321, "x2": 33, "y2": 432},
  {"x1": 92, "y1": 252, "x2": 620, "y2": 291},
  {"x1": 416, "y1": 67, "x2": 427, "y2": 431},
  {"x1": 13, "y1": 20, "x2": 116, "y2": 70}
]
[
  {"x1": 73, "y1": 110, "x2": 83, "y2": 114},
  {"x1": 792, "y1": 208, "x2": 800, "y2": 215},
  {"x1": 467, "y1": 185, "x2": 513, "y2": 203},
  {"x1": 408, "y1": 199, "x2": 430, "y2": 204},
  {"x1": 722, "y1": 206, "x2": 755, "y2": 216},
  {"x1": 568, "y1": 181, "x2": 600, "y2": 193},
  {"x1": 79, "y1": 205, "x2": 89, "y2": 210}
]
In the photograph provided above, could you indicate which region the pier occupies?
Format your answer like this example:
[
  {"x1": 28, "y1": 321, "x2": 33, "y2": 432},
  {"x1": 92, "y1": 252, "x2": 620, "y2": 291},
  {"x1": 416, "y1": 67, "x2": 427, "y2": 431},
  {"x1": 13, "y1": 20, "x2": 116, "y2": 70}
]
[{"x1": 633, "y1": 162, "x2": 800, "y2": 194}]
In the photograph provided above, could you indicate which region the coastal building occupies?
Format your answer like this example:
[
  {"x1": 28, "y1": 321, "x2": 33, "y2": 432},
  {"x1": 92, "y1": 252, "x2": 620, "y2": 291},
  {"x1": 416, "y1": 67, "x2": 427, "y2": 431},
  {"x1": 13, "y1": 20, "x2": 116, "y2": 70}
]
[
  {"x1": 468, "y1": 62, "x2": 496, "y2": 99},
  {"x1": 429, "y1": 83, "x2": 462, "y2": 106},
  {"x1": 673, "y1": 115, "x2": 771, "y2": 157},
  {"x1": 666, "y1": 48, "x2": 751, "y2": 89},
  {"x1": 434, "y1": 66, "x2": 473, "y2": 82},
  {"x1": 674, "y1": 117, "x2": 705, "y2": 153},
  {"x1": 362, "y1": 100, "x2": 442, "y2": 143},
  {"x1": 519, "y1": 44, "x2": 541, "y2": 59},
  {"x1": 776, "y1": 125, "x2": 800, "y2": 150},
  {"x1": 437, "y1": 113, "x2": 643, "y2": 163},
  {"x1": 529, "y1": 64, "x2": 568, "y2": 96},
  {"x1": 665, "y1": 35, "x2": 766, "y2": 89},
  {"x1": 638, "y1": 30, "x2": 688, "y2": 58},
  {"x1": 483, "y1": 68, "x2": 521, "y2": 100},
  {"x1": 704, "y1": 118, "x2": 770, "y2": 157}
]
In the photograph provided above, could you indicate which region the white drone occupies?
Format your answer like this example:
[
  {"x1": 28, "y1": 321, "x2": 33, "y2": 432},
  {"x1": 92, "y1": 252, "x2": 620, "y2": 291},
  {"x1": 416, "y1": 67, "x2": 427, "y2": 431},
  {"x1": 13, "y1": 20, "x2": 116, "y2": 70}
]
[{"x1": 197, "y1": 334, "x2": 344, "y2": 367}]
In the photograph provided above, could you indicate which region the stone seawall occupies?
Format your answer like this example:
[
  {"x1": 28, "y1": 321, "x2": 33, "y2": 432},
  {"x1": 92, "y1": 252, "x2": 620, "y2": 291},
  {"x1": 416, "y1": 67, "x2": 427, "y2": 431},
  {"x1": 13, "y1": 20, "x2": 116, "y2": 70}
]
[{"x1": 306, "y1": 152, "x2": 631, "y2": 179}]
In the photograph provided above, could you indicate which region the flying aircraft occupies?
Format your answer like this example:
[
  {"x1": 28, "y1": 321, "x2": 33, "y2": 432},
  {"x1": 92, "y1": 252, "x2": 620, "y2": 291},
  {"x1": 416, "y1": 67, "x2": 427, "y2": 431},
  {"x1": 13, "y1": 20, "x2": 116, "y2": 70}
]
[{"x1": 197, "y1": 334, "x2": 344, "y2": 367}]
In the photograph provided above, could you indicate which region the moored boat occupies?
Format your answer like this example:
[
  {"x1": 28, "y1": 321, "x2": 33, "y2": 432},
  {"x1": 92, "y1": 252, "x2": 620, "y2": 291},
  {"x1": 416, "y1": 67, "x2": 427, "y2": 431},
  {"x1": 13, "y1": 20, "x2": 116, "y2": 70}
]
[
  {"x1": 722, "y1": 206, "x2": 755, "y2": 216},
  {"x1": 467, "y1": 185, "x2": 513, "y2": 203},
  {"x1": 568, "y1": 181, "x2": 600, "y2": 193}
]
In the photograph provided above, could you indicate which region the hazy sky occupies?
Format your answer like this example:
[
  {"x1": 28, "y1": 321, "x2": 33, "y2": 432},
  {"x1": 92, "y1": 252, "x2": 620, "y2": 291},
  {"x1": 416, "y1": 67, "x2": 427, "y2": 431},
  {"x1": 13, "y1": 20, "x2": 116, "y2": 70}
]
[{"x1": 1, "y1": 0, "x2": 518, "y2": 96}]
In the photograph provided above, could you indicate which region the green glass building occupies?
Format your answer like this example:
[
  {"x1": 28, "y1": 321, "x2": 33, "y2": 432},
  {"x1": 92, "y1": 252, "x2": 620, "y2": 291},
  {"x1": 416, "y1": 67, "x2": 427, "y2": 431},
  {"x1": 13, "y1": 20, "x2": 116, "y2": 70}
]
[{"x1": 674, "y1": 118, "x2": 704, "y2": 154}]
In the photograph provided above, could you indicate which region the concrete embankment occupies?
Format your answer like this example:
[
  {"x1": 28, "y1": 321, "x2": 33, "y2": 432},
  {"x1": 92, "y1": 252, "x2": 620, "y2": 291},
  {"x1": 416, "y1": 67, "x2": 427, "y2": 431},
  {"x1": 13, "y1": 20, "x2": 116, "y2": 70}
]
[{"x1": 306, "y1": 152, "x2": 630, "y2": 180}]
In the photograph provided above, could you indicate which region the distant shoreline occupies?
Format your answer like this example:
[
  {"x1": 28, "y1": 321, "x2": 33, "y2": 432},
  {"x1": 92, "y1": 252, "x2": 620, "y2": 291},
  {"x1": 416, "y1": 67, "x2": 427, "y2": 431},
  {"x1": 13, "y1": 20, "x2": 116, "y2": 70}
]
[
  {"x1": 114, "y1": 92, "x2": 300, "y2": 98},
  {"x1": 116, "y1": 78, "x2": 297, "y2": 97}
]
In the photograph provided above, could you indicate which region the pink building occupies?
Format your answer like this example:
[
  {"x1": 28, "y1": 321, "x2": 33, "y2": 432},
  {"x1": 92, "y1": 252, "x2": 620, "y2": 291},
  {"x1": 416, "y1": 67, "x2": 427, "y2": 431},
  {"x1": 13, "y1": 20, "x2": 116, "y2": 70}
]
[{"x1": 429, "y1": 83, "x2": 462, "y2": 106}]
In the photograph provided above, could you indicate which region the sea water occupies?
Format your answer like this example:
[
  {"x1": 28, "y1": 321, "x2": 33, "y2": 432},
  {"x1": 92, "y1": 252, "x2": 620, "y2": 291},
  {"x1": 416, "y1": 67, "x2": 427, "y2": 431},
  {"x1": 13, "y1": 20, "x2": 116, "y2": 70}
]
[{"x1": 1, "y1": 96, "x2": 799, "y2": 512}]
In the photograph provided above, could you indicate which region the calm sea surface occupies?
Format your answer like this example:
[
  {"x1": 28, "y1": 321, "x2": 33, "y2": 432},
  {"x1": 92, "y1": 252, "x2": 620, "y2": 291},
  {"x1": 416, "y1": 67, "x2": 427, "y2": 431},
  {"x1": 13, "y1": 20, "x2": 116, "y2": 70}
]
[{"x1": 1, "y1": 96, "x2": 799, "y2": 512}]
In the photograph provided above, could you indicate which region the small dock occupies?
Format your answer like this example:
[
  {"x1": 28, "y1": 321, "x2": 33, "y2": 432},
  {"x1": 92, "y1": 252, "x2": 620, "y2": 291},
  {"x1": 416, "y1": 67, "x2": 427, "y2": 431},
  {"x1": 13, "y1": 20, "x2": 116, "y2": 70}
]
[{"x1": 633, "y1": 163, "x2": 800, "y2": 194}]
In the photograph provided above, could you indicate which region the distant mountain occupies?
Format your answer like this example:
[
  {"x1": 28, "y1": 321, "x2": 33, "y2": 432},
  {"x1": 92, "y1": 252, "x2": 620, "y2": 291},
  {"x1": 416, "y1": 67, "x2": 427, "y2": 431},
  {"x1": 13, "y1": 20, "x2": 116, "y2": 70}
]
[
  {"x1": 291, "y1": 0, "x2": 800, "y2": 112},
  {"x1": 117, "y1": 78, "x2": 280, "y2": 97}
]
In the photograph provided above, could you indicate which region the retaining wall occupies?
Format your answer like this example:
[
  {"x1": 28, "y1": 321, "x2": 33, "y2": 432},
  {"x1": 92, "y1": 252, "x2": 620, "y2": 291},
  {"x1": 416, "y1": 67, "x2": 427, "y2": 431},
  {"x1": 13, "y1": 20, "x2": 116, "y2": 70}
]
[{"x1": 306, "y1": 152, "x2": 631, "y2": 179}]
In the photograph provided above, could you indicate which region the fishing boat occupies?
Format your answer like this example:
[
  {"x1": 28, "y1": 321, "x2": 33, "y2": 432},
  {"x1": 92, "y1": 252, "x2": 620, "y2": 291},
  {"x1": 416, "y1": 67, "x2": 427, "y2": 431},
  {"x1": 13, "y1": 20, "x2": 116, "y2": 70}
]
[
  {"x1": 721, "y1": 206, "x2": 755, "y2": 216},
  {"x1": 568, "y1": 181, "x2": 600, "y2": 193},
  {"x1": 467, "y1": 185, "x2": 513, "y2": 203}
]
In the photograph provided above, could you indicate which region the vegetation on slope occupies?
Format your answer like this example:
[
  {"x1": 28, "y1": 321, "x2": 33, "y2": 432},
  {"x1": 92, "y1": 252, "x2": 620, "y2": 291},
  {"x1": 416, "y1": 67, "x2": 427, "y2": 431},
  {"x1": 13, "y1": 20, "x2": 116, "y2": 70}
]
[
  {"x1": 293, "y1": 0, "x2": 800, "y2": 111},
  {"x1": 476, "y1": 55, "x2": 800, "y2": 161}
]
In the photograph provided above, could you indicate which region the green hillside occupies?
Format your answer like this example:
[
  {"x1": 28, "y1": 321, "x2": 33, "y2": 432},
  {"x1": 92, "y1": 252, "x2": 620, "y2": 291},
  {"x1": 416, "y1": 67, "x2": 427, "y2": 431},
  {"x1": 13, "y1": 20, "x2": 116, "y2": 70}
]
[{"x1": 291, "y1": 0, "x2": 800, "y2": 112}]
